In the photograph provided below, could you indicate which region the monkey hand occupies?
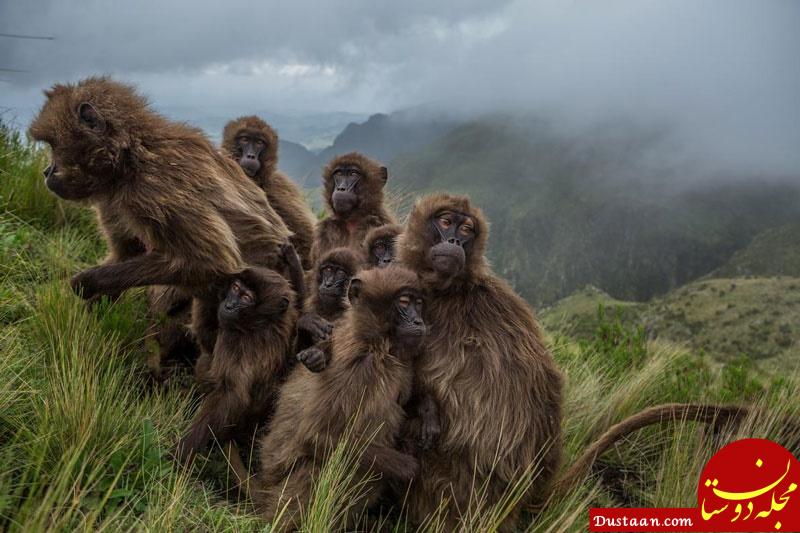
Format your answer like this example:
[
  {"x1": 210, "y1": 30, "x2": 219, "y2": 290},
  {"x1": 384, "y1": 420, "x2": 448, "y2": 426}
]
[
  {"x1": 297, "y1": 313, "x2": 333, "y2": 344},
  {"x1": 418, "y1": 415, "x2": 441, "y2": 451},
  {"x1": 296, "y1": 346, "x2": 329, "y2": 372},
  {"x1": 70, "y1": 268, "x2": 102, "y2": 300},
  {"x1": 394, "y1": 453, "x2": 421, "y2": 483}
]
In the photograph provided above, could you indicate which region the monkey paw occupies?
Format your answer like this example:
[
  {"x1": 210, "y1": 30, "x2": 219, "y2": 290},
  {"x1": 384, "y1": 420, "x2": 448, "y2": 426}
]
[
  {"x1": 396, "y1": 454, "x2": 421, "y2": 483},
  {"x1": 70, "y1": 268, "x2": 101, "y2": 300},
  {"x1": 296, "y1": 346, "x2": 328, "y2": 372},
  {"x1": 297, "y1": 313, "x2": 333, "y2": 344},
  {"x1": 419, "y1": 417, "x2": 441, "y2": 451}
]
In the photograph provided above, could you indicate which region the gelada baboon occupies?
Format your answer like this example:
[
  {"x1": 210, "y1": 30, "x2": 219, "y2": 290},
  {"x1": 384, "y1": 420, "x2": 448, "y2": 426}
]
[
  {"x1": 222, "y1": 116, "x2": 317, "y2": 269},
  {"x1": 312, "y1": 152, "x2": 394, "y2": 262},
  {"x1": 252, "y1": 266, "x2": 427, "y2": 531},
  {"x1": 178, "y1": 267, "x2": 296, "y2": 463},
  {"x1": 28, "y1": 77, "x2": 301, "y2": 355},
  {"x1": 294, "y1": 246, "x2": 361, "y2": 372},
  {"x1": 362, "y1": 223, "x2": 402, "y2": 269},
  {"x1": 397, "y1": 193, "x2": 562, "y2": 529}
]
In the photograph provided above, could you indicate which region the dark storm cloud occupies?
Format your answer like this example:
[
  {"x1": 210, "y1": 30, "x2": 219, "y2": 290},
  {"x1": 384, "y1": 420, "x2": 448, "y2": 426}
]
[{"x1": 1, "y1": 0, "x2": 798, "y2": 174}]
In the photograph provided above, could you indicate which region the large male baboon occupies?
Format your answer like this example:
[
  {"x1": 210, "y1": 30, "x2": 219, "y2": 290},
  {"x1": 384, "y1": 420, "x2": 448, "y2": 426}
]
[
  {"x1": 397, "y1": 193, "x2": 562, "y2": 530},
  {"x1": 222, "y1": 116, "x2": 317, "y2": 269},
  {"x1": 253, "y1": 266, "x2": 426, "y2": 531},
  {"x1": 312, "y1": 153, "x2": 394, "y2": 262},
  {"x1": 178, "y1": 267, "x2": 296, "y2": 463},
  {"x1": 28, "y1": 77, "x2": 302, "y2": 356}
]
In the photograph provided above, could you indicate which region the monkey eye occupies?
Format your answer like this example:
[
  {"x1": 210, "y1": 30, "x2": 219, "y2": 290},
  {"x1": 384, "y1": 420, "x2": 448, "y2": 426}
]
[
  {"x1": 240, "y1": 292, "x2": 253, "y2": 305},
  {"x1": 398, "y1": 295, "x2": 411, "y2": 308},
  {"x1": 459, "y1": 224, "x2": 474, "y2": 235},
  {"x1": 238, "y1": 136, "x2": 249, "y2": 144},
  {"x1": 374, "y1": 243, "x2": 386, "y2": 254},
  {"x1": 416, "y1": 298, "x2": 424, "y2": 308},
  {"x1": 231, "y1": 281, "x2": 242, "y2": 294},
  {"x1": 438, "y1": 217, "x2": 451, "y2": 228},
  {"x1": 254, "y1": 140, "x2": 265, "y2": 148},
  {"x1": 349, "y1": 170, "x2": 359, "y2": 177},
  {"x1": 322, "y1": 265, "x2": 334, "y2": 274}
]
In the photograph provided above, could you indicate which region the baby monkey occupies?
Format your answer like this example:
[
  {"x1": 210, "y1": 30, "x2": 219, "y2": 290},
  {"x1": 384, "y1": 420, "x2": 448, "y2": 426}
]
[
  {"x1": 178, "y1": 267, "x2": 297, "y2": 463},
  {"x1": 295, "y1": 247, "x2": 360, "y2": 372},
  {"x1": 362, "y1": 223, "x2": 402, "y2": 269}
]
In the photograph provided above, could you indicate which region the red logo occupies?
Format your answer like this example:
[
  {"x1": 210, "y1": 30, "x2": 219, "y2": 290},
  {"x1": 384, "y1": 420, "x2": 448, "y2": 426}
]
[{"x1": 590, "y1": 438, "x2": 800, "y2": 532}]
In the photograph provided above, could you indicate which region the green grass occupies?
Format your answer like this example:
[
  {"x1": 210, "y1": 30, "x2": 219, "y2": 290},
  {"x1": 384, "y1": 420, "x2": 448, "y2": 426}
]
[{"x1": 1, "y1": 122, "x2": 798, "y2": 531}]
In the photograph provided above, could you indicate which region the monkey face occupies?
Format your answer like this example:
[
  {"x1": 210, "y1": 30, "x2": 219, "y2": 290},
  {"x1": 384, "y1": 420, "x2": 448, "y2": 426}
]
[
  {"x1": 235, "y1": 134, "x2": 266, "y2": 177},
  {"x1": 427, "y1": 210, "x2": 476, "y2": 276},
  {"x1": 392, "y1": 290, "x2": 426, "y2": 347},
  {"x1": 317, "y1": 262, "x2": 352, "y2": 305},
  {"x1": 370, "y1": 238, "x2": 396, "y2": 269},
  {"x1": 30, "y1": 86, "x2": 121, "y2": 201},
  {"x1": 330, "y1": 166, "x2": 362, "y2": 214},
  {"x1": 218, "y1": 277, "x2": 290, "y2": 328}
]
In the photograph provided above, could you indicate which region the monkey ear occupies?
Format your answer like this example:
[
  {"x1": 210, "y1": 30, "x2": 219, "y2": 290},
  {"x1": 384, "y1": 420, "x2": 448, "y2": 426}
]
[
  {"x1": 279, "y1": 295, "x2": 290, "y2": 312},
  {"x1": 348, "y1": 278, "x2": 363, "y2": 304},
  {"x1": 78, "y1": 102, "x2": 106, "y2": 132},
  {"x1": 379, "y1": 166, "x2": 388, "y2": 185}
]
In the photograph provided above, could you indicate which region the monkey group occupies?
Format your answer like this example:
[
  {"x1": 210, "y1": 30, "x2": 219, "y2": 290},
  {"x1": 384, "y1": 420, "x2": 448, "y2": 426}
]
[{"x1": 29, "y1": 77, "x2": 755, "y2": 531}]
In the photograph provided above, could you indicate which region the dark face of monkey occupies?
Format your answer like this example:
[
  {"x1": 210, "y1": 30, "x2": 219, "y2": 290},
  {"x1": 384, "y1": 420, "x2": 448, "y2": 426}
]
[
  {"x1": 330, "y1": 165, "x2": 362, "y2": 214},
  {"x1": 235, "y1": 134, "x2": 267, "y2": 177},
  {"x1": 33, "y1": 101, "x2": 116, "y2": 201},
  {"x1": 427, "y1": 210, "x2": 476, "y2": 276},
  {"x1": 318, "y1": 261, "x2": 352, "y2": 307},
  {"x1": 391, "y1": 290, "x2": 426, "y2": 347},
  {"x1": 218, "y1": 277, "x2": 290, "y2": 328},
  {"x1": 370, "y1": 238, "x2": 396, "y2": 269}
]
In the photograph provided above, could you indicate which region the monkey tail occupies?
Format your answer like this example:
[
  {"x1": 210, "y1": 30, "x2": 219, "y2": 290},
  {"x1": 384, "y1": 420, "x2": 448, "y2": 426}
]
[{"x1": 550, "y1": 403, "x2": 748, "y2": 499}]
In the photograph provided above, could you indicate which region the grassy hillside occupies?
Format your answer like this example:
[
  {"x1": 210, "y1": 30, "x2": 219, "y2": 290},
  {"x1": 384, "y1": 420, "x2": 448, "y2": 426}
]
[
  {"x1": 1, "y1": 123, "x2": 798, "y2": 531},
  {"x1": 542, "y1": 277, "x2": 800, "y2": 376},
  {"x1": 390, "y1": 116, "x2": 800, "y2": 306},
  {"x1": 710, "y1": 223, "x2": 800, "y2": 278}
]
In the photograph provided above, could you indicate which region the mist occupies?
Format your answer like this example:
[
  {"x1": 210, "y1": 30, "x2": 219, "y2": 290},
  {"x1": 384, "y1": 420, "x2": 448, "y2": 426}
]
[{"x1": 1, "y1": 0, "x2": 798, "y2": 176}]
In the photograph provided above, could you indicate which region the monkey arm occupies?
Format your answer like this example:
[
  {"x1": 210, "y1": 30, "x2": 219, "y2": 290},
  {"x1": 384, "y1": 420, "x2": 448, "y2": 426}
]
[
  {"x1": 70, "y1": 254, "x2": 214, "y2": 299},
  {"x1": 176, "y1": 384, "x2": 249, "y2": 463},
  {"x1": 417, "y1": 392, "x2": 441, "y2": 451},
  {"x1": 281, "y1": 242, "x2": 306, "y2": 311},
  {"x1": 361, "y1": 443, "x2": 419, "y2": 483}
]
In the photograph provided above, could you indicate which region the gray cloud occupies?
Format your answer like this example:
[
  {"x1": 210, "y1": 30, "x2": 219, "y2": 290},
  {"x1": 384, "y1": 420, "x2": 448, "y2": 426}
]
[{"x1": 1, "y1": 0, "x2": 798, "y2": 174}]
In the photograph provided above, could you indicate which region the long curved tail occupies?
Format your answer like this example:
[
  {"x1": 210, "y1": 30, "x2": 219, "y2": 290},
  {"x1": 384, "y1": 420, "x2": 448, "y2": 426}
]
[{"x1": 550, "y1": 403, "x2": 749, "y2": 498}]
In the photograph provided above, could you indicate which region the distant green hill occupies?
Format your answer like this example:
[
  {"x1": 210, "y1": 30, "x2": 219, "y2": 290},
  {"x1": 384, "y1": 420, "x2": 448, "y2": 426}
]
[
  {"x1": 541, "y1": 277, "x2": 800, "y2": 372},
  {"x1": 710, "y1": 223, "x2": 800, "y2": 278},
  {"x1": 389, "y1": 116, "x2": 800, "y2": 305}
]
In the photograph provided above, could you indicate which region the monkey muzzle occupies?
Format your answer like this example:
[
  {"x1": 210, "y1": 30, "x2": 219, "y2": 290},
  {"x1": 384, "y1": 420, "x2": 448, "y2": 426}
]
[
  {"x1": 428, "y1": 242, "x2": 465, "y2": 276},
  {"x1": 43, "y1": 160, "x2": 75, "y2": 199},
  {"x1": 331, "y1": 174, "x2": 360, "y2": 213},
  {"x1": 239, "y1": 154, "x2": 260, "y2": 177}
]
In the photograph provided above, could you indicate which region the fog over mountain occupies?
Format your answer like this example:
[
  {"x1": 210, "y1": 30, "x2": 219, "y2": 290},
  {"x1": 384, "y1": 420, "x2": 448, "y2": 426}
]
[{"x1": 1, "y1": 1, "x2": 798, "y2": 177}]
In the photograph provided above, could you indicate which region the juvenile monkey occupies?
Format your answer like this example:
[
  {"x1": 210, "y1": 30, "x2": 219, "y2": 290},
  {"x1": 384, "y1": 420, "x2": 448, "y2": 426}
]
[
  {"x1": 178, "y1": 267, "x2": 297, "y2": 462},
  {"x1": 28, "y1": 77, "x2": 303, "y2": 357},
  {"x1": 311, "y1": 153, "x2": 394, "y2": 263},
  {"x1": 222, "y1": 116, "x2": 317, "y2": 269},
  {"x1": 253, "y1": 267, "x2": 427, "y2": 531},
  {"x1": 362, "y1": 223, "x2": 402, "y2": 269},
  {"x1": 294, "y1": 247, "x2": 361, "y2": 372}
]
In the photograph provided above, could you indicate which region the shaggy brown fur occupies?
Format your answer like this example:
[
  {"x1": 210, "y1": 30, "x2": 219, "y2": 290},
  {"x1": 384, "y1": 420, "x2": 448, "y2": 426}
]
[
  {"x1": 311, "y1": 153, "x2": 394, "y2": 262},
  {"x1": 222, "y1": 116, "x2": 317, "y2": 269},
  {"x1": 146, "y1": 285, "x2": 196, "y2": 379},
  {"x1": 361, "y1": 223, "x2": 402, "y2": 269},
  {"x1": 397, "y1": 193, "x2": 562, "y2": 530},
  {"x1": 253, "y1": 267, "x2": 425, "y2": 531},
  {"x1": 178, "y1": 267, "x2": 297, "y2": 462},
  {"x1": 28, "y1": 77, "x2": 297, "y2": 356}
]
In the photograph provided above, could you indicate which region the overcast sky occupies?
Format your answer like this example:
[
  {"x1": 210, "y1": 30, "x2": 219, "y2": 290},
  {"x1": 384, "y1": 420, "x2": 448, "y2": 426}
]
[{"x1": 1, "y1": 0, "x2": 798, "y2": 173}]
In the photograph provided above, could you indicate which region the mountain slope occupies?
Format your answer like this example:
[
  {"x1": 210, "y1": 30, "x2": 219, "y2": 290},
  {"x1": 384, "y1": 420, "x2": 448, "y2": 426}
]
[{"x1": 389, "y1": 116, "x2": 800, "y2": 305}]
